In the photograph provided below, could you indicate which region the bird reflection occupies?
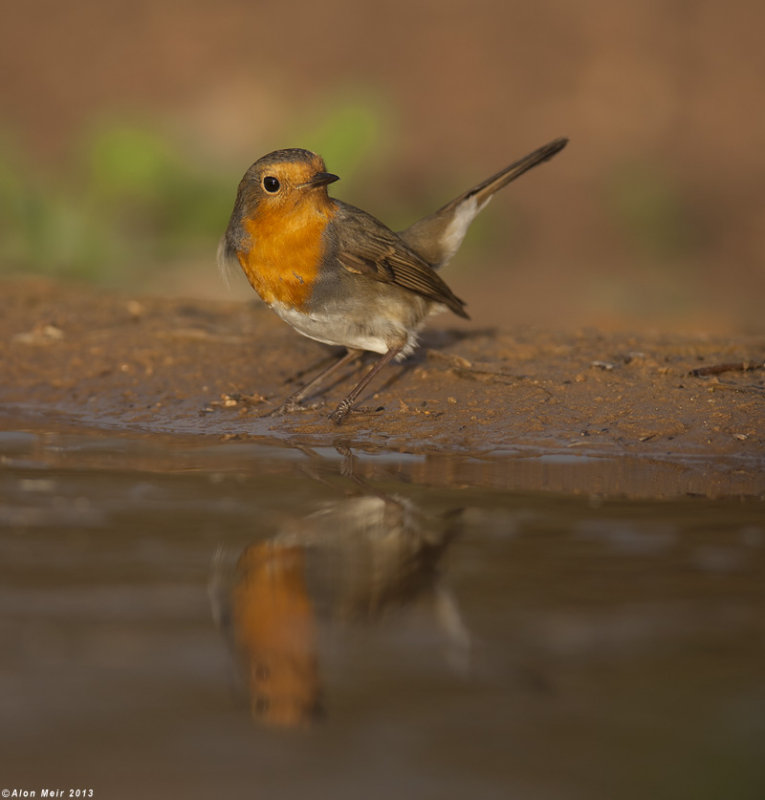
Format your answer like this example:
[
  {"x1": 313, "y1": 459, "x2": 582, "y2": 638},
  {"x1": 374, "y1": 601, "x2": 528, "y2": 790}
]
[
  {"x1": 210, "y1": 494, "x2": 467, "y2": 728},
  {"x1": 223, "y1": 541, "x2": 322, "y2": 727}
]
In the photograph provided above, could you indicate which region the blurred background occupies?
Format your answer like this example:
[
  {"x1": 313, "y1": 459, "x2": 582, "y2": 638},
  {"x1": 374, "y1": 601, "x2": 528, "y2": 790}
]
[{"x1": 1, "y1": 0, "x2": 764, "y2": 333}]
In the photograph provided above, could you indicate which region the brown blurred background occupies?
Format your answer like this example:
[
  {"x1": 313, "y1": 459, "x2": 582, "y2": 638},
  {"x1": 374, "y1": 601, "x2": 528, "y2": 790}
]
[{"x1": 2, "y1": 0, "x2": 764, "y2": 333}]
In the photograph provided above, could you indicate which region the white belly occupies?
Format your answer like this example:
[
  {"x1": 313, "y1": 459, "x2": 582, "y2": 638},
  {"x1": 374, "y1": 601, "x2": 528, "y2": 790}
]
[
  {"x1": 269, "y1": 300, "x2": 446, "y2": 357},
  {"x1": 270, "y1": 302, "x2": 390, "y2": 354}
]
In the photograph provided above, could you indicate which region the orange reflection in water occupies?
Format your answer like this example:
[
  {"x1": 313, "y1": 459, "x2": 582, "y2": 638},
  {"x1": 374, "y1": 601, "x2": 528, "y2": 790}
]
[{"x1": 230, "y1": 541, "x2": 321, "y2": 728}]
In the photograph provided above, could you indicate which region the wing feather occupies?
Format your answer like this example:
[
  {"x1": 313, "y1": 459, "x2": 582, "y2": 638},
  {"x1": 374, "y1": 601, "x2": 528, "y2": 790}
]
[{"x1": 331, "y1": 202, "x2": 468, "y2": 318}]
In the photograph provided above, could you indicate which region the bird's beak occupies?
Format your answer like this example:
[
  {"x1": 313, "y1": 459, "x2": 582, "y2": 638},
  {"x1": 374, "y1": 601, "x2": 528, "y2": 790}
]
[{"x1": 304, "y1": 171, "x2": 340, "y2": 188}]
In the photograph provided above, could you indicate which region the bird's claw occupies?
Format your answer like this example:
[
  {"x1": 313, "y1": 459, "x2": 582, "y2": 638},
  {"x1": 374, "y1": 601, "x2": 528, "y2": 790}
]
[
  {"x1": 328, "y1": 401, "x2": 353, "y2": 425},
  {"x1": 267, "y1": 398, "x2": 321, "y2": 417},
  {"x1": 329, "y1": 403, "x2": 384, "y2": 424}
]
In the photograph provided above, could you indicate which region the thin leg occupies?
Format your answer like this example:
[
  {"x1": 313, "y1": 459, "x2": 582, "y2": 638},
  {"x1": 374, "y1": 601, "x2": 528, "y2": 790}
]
[
  {"x1": 273, "y1": 348, "x2": 361, "y2": 414},
  {"x1": 286, "y1": 351, "x2": 341, "y2": 385},
  {"x1": 329, "y1": 346, "x2": 403, "y2": 424}
]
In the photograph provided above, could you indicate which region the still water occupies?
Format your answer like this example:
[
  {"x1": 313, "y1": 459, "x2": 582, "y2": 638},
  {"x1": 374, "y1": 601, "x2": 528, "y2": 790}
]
[{"x1": 1, "y1": 428, "x2": 763, "y2": 799}]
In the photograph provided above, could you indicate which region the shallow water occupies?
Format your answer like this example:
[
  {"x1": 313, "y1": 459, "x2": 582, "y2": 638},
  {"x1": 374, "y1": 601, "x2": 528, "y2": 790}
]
[{"x1": 1, "y1": 428, "x2": 764, "y2": 800}]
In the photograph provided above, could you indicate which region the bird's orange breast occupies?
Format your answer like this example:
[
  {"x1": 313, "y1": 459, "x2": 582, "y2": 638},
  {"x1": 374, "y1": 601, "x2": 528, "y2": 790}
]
[{"x1": 238, "y1": 198, "x2": 335, "y2": 310}]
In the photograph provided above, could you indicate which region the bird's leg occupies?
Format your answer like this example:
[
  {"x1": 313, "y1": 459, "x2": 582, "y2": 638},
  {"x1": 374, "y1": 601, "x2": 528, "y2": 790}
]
[
  {"x1": 285, "y1": 351, "x2": 341, "y2": 385},
  {"x1": 329, "y1": 346, "x2": 403, "y2": 424},
  {"x1": 273, "y1": 348, "x2": 362, "y2": 414}
]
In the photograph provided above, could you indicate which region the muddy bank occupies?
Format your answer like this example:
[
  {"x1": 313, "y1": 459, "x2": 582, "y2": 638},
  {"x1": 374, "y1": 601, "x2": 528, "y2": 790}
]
[{"x1": 1, "y1": 278, "x2": 763, "y2": 497}]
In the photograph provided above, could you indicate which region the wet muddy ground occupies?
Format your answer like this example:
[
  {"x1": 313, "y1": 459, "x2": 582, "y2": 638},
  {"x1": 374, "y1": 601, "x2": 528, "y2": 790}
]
[{"x1": 1, "y1": 278, "x2": 763, "y2": 497}]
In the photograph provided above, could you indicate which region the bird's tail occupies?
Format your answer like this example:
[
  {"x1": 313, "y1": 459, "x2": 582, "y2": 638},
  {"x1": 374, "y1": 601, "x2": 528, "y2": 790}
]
[{"x1": 400, "y1": 137, "x2": 568, "y2": 268}]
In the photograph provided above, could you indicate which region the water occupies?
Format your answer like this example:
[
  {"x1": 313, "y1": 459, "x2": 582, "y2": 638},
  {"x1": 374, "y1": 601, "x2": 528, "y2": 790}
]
[{"x1": 1, "y1": 427, "x2": 764, "y2": 799}]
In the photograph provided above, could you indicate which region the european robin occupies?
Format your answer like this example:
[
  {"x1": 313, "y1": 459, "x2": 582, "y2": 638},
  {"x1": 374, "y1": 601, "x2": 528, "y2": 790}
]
[{"x1": 219, "y1": 137, "x2": 568, "y2": 423}]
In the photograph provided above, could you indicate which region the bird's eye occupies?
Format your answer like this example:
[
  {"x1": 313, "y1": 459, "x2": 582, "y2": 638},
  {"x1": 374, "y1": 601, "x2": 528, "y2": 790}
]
[{"x1": 263, "y1": 176, "x2": 280, "y2": 193}]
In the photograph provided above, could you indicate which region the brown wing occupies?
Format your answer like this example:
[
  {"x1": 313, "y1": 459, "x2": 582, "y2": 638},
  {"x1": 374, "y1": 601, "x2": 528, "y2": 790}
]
[{"x1": 331, "y1": 202, "x2": 469, "y2": 319}]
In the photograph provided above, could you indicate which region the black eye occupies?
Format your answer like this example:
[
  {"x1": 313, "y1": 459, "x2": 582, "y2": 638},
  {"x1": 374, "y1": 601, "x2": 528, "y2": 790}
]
[{"x1": 263, "y1": 176, "x2": 280, "y2": 193}]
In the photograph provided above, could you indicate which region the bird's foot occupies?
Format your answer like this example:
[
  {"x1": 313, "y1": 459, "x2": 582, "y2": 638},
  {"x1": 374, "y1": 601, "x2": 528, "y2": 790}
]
[
  {"x1": 328, "y1": 403, "x2": 384, "y2": 424},
  {"x1": 266, "y1": 397, "x2": 322, "y2": 417},
  {"x1": 328, "y1": 400, "x2": 352, "y2": 425}
]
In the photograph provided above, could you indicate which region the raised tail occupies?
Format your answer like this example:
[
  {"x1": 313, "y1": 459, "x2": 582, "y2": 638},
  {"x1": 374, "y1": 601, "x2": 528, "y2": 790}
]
[{"x1": 400, "y1": 137, "x2": 568, "y2": 268}]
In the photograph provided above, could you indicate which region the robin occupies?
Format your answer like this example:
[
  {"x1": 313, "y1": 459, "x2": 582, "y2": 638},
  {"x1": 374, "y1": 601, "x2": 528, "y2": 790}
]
[{"x1": 219, "y1": 137, "x2": 568, "y2": 423}]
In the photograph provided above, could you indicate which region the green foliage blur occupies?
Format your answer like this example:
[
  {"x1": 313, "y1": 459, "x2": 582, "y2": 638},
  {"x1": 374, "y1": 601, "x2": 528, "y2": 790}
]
[
  {"x1": 0, "y1": 93, "x2": 394, "y2": 285},
  {"x1": 0, "y1": 123, "x2": 233, "y2": 283}
]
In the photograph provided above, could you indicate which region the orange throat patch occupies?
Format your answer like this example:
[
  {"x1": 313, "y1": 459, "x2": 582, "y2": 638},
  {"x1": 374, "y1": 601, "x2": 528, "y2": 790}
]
[{"x1": 238, "y1": 199, "x2": 334, "y2": 310}]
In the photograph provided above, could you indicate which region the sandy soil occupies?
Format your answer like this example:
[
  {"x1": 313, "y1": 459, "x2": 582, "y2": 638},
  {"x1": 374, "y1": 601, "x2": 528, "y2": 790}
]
[{"x1": 1, "y1": 278, "x2": 763, "y2": 497}]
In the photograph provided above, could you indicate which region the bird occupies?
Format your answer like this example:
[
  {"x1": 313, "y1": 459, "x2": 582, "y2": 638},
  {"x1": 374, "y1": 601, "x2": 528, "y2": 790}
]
[{"x1": 218, "y1": 137, "x2": 568, "y2": 423}]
